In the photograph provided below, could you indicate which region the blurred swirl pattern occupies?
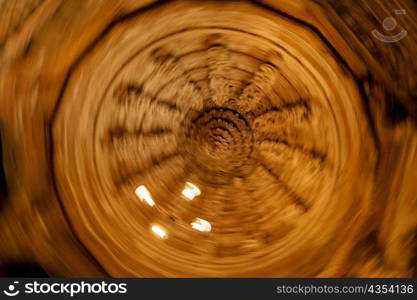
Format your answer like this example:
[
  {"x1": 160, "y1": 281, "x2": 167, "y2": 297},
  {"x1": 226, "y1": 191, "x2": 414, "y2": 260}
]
[{"x1": 0, "y1": 0, "x2": 416, "y2": 277}]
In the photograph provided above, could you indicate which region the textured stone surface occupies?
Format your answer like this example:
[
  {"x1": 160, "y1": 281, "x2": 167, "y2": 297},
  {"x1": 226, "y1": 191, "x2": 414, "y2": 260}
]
[{"x1": 0, "y1": 0, "x2": 416, "y2": 277}]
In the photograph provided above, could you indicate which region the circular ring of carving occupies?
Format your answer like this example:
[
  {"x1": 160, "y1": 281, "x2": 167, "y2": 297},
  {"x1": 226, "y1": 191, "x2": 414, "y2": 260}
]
[{"x1": 53, "y1": 2, "x2": 376, "y2": 276}]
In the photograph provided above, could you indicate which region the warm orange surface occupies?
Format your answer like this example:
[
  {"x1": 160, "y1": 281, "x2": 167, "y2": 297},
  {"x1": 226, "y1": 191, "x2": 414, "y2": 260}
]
[{"x1": 0, "y1": 0, "x2": 416, "y2": 277}]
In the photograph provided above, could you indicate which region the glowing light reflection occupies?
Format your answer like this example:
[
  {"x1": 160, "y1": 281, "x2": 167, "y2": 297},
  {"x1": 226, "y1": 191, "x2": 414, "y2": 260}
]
[
  {"x1": 151, "y1": 225, "x2": 168, "y2": 239},
  {"x1": 135, "y1": 185, "x2": 155, "y2": 207},
  {"x1": 191, "y1": 218, "x2": 211, "y2": 232},
  {"x1": 182, "y1": 182, "x2": 201, "y2": 200}
]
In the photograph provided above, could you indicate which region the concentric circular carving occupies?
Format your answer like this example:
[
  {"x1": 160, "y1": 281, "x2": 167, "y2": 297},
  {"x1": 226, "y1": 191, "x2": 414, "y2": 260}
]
[
  {"x1": 186, "y1": 107, "x2": 254, "y2": 184},
  {"x1": 53, "y1": 1, "x2": 376, "y2": 276}
]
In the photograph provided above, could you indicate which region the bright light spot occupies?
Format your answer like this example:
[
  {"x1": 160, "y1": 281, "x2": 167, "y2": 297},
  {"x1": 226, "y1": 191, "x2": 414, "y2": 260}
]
[
  {"x1": 182, "y1": 182, "x2": 201, "y2": 200},
  {"x1": 191, "y1": 218, "x2": 211, "y2": 232},
  {"x1": 135, "y1": 185, "x2": 155, "y2": 207},
  {"x1": 151, "y1": 224, "x2": 167, "y2": 239},
  {"x1": 182, "y1": 188, "x2": 196, "y2": 200}
]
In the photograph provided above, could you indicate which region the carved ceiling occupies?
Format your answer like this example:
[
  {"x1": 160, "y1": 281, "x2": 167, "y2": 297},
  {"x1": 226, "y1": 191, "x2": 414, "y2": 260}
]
[{"x1": 0, "y1": 0, "x2": 416, "y2": 277}]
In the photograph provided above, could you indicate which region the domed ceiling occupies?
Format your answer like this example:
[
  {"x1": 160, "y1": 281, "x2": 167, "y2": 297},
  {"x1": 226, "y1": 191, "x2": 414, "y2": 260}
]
[{"x1": 0, "y1": 0, "x2": 416, "y2": 277}]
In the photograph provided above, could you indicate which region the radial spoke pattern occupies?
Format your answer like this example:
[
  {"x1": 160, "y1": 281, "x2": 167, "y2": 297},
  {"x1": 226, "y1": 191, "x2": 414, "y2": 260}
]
[{"x1": 53, "y1": 1, "x2": 376, "y2": 277}]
